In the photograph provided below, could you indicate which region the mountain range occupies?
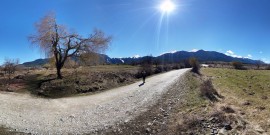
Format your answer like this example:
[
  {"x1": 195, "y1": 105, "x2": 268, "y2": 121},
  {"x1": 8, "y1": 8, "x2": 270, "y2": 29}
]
[{"x1": 22, "y1": 50, "x2": 264, "y2": 67}]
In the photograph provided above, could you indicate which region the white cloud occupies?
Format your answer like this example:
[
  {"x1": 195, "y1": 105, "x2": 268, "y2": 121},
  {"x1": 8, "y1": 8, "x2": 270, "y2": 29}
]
[
  {"x1": 225, "y1": 50, "x2": 254, "y2": 59},
  {"x1": 120, "y1": 59, "x2": 124, "y2": 63},
  {"x1": 133, "y1": 55, "x2": 140, "y2": 58},
  {"x1": 160, "y1": 50, "x2": 178, "y2": 55},
  {"x1": 245, "y1": 54, "x2": 252, "y2": 59},
  {"x1": 225, "y1": 50, "x2": 234, "y2": 55},
  {"x1": 225, "y1": 50, "x2": 243, "y2": 58},
  {"x1": 170, "y1": 50, "x2": 177, "y2": 53},
  {"x1": 262, "y1": 58, "x2": 269, "y2": 64},
  {"x1": 189, "y1": 49, "x2": 199, "y2": 52}
]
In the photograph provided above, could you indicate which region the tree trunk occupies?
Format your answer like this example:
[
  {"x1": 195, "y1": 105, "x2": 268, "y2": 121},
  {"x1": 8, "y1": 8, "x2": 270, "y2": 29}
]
[{"x1": 56, "y1": 66, "x2": 63, "y2": 79}]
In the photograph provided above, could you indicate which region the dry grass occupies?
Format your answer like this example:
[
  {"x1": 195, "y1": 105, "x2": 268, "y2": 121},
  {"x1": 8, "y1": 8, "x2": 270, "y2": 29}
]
[
  {"x1": 0, "y1": 65, "x2": 140, "y2": 98},
  {"x1": 202, "y1": 68, "x2": 270, "y2": 132},
  {"x1": 31, "y1": 65, "x2": 140, "y2": 98}
]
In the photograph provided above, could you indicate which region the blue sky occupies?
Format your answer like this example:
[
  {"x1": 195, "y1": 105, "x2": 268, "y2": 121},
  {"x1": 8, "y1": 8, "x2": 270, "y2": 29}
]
[{"x1": 0, "y1": 0, "x2": 270, "y2": 64}]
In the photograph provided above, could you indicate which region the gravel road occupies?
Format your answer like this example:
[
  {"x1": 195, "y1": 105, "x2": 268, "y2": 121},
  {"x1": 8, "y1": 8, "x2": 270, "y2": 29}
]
[{"x1": 0, "y1": 69, "x2": 190, "y2": 134}]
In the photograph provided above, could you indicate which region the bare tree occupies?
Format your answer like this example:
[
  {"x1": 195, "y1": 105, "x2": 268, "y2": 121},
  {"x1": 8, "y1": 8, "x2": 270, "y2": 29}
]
[
  {"x1": 189, "y1": 57, "x2": 200, "y2": 74},
  {"x1": 232, "y1": 61, "x2": 244, "y2": 70},
  {"x1": 29, "y1": 13, "x2": 111, "y2": 79},
  {"x1": 255, "y1": 61, "x2": 261, "y2": 70},
  {"x1": 153, "y1": 59, "x2": 161, "y2": 68},
  {"x1": 79, "y1": 52, "x2": 100, "y2": 66},
  {"x1": 3, "y1": 58, "x2": 20, "y2": 81}
]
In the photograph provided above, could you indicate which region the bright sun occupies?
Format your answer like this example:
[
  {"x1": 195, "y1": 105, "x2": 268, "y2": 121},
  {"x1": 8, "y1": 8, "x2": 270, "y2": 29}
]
[{"x1": 159, "y1": 0, "x2": 175, "y2": 13}]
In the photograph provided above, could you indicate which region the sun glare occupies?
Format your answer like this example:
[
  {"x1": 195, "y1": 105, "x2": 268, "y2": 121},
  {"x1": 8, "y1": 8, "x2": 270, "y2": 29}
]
[{"x1": 159, "y1": 0, "x2": 175, "y2": 13}]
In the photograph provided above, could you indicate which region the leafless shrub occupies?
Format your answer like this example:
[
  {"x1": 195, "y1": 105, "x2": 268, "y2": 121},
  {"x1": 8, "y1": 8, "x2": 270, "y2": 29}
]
[
  {"x1": 266, "y1": 65, "x2": 270, "y2": 70},
  {"x1": 154, "y1": 66, "x2": 163, "y2": 74},
  {"x1": 209, "y1": 110, "x2": 230, "y2": 124},
  {"x1": 261, "y1": 96, "x2": 268, "y2": 100},
  {"x1": 256, "y1": 106, "x2": 266, "y2": 111},
  {"x1": 64, "y1": 58, "x2": 78, "y2": 69},
  {"x1": 221, "y1": 105, "x2": 235, "y2": 113},
  {"x1": 189, "y1": 57, "x2": 200, "y2": 74},
  {"x1": 232, "y1": 61, "x2": 245, "y2": 70},
  {"x1": 178, "y1": 115, "x2": 202, "y2": 133},
  {"x1": 153, "y1": 59, "x2": 161, "y2": 68},
  {"x1": 136, "y1": 56, "x2": 153, "y2": 78},
  {"x1": 2, "y1": 58, "x2": 20, "y2": 81},
  {"x1": 255, "y1": 62, "x2": 261, "y2": 70},
  {"x1": 200, "y1": 79, "x2": 221, "y2": 102},
  {"x1": 183, "y1": 59, "x2": 192, "y2": 68},
  {"x1": 242, "y1": 100, "x2": 252, "y2": 106},
  {"x1": 172, "y1": 64, "x2": 181, "y2": 69}
]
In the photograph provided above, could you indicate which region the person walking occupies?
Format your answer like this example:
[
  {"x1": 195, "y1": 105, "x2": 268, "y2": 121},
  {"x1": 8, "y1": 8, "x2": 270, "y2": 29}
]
[{"x1": 142, "y1": 70, "x2": 147, "y2": 83}]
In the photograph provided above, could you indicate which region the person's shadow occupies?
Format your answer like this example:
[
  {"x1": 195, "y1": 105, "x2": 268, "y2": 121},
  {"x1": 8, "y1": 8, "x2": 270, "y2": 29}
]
[{"x1": 139, "y1": 82, "x2": 145, "y2": 87}]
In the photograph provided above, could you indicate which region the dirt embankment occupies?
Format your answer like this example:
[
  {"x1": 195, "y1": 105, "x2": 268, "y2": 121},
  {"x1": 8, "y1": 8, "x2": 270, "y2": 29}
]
[
  {"x1": 38, "y1": 71, "x2": 138, "y2": 98},
  {"x1": 0, "y1": 66, "x2": 139, "y2": 98}
]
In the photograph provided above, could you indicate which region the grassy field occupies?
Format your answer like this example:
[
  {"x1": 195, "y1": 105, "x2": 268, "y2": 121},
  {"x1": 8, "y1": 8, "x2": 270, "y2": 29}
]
[{"x1": 202, "y1": 68, "x2": 270, "y2": 132}]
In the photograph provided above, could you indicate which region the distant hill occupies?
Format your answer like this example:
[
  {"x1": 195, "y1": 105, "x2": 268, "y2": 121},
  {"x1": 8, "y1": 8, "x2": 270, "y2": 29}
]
[
  {"x1": 155, "y1": 50, "x2": 263, "y2": 64},
  {"x1": 22, "y1": 59, "x2": 49, "y2": 67},
  {"x1": 107, "y1": 50, "x2": 264, "y2": 65},
  {"x1": 22, "y1": 50, "x2": 264, "y2": 67}
]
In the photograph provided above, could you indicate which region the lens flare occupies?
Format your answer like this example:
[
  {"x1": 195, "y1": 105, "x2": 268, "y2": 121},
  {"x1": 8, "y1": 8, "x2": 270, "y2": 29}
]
[{"x1": 159, "y1": 0, "x2": 175, "y2": 13}]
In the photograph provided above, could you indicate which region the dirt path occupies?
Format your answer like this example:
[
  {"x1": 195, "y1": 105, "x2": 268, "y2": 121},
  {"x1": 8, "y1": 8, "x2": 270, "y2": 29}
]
[{"x1": 0, "y1": 69, "x2": 190, "y2": 134}]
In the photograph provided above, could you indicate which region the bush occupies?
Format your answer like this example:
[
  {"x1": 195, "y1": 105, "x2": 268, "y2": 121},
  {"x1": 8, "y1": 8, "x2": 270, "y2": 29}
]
[
  {"x1": 200, "y1": 79, "x2": 220, "y2": 102},
  {"x1": 266, "y1": 65, "x2": 270, "y2": 70},
  {"x1": 179, "y1": 115, "x2": 202, "y2": 132},
  {"x1": 154, "y1": 66, "x2": 163, "y2": 74},
  {"x1": 141, "y1": 64, "x2": 153, "y2": 75},
  {"x1": 221, "y1": 105, "x2": 235, "y2": 113},
  {"x1": 232, "y1": 61, "x2": 244, "y2": 70},
  {"x1": 172, "y1": 64, "x2": 180, "y2": 70},
  {"x1": 183, "y1": 59, "x2": 192, "y2": 68},
  {"x1": 189, "y1": 58, "x2": 200, "y2": 74},
  {"x1": 135, "y1": 64, "x2": 153, "y2": 79},
  {"x1": 180, "y1": 63, "x2": 186, "y2": 69}
]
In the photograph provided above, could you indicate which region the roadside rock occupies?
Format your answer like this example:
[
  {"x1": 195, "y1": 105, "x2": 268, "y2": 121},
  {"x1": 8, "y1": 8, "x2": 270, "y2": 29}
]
[
  {"x1": 224, "y1": 124, "x2": 232, "y2": 130},
  {"x1": 254, "y1": 125, "x2": 265, "y2": 134},
  {"x1": 145, "y1": 128, "x2": 151, "y2": 133},
  {"x1": 242, "y1": 100, "x2": 251, "y2": 106},
  {"x1": 15, "y1": 75, "x2": 24, "y2": 80}
]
